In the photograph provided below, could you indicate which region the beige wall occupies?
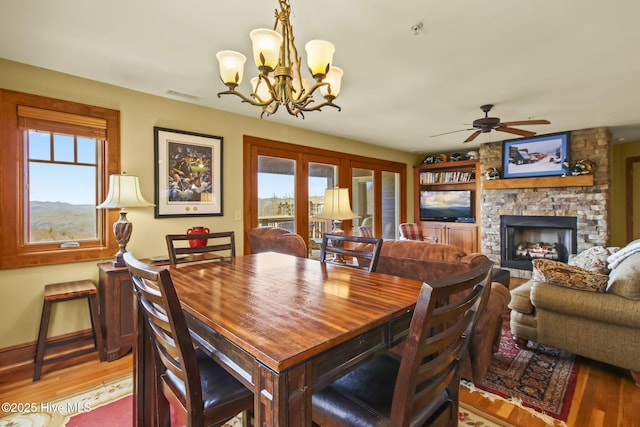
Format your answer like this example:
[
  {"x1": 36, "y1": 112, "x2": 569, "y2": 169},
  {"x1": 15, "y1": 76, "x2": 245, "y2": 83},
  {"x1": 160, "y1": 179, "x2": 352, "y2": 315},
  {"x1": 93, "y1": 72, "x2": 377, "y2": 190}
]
[
  {"x1": 611, "y1": 139, "x2": 640, "y2": 246},
  {"x1": 0, "y1": 59, "x2": 418, "y2": 349}
]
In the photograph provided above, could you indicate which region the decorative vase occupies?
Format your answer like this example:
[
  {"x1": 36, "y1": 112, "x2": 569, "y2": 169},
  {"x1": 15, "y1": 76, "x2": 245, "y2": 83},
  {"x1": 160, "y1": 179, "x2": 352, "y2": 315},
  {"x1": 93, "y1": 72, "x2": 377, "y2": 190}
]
[{"x1": 187, "y1": 226, "x2": 209, "y2": 247}]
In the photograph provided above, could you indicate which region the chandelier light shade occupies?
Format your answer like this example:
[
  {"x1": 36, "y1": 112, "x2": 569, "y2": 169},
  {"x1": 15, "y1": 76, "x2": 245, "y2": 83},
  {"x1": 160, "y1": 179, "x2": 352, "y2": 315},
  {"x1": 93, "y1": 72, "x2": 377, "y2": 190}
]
[
  {"x1": 250, "y1": 29, "x2": 283, "y2": 70},
  {"x1": 305, "y1": 40, "x2": 335, "y2": 77},
  {"x1": 216, "y1": 0, "x2": 342, "y2": 118},
  {"x1": 216, "y1": 51, "x2": 247, "y2": 87},
  {"x1": 96, "y1": 173, "x2": 154, "y2": 267},
  {"x1": 321, "y1": 66, "x2": 343, "y2": 98}
]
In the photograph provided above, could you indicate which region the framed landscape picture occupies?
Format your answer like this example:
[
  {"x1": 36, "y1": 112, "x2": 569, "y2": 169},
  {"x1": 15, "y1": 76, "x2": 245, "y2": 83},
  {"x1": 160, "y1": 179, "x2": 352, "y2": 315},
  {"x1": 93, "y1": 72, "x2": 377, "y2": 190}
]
[
  {"x1": 154, "y1": 127, "x2": 223, "y2": 217},
  {"x1": 502, "y1": 132, "x2": 570, "y2": 179}
]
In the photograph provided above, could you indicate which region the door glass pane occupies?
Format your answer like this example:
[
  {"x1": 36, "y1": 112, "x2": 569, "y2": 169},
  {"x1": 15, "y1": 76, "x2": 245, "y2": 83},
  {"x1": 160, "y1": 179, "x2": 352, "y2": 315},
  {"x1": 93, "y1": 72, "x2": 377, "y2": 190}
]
[
  {"x1": 257, "y1": 156, "x2": 296, "y2": 232},
  {"x1": 381, "y1": 171, "x2": 400, "y2": 240},
  {"x1": 352, "y1": 168, "x2": 374, "y2": 236},
  {"x1": 309, "y1": 162, "x2": 337, "y2": 258}
]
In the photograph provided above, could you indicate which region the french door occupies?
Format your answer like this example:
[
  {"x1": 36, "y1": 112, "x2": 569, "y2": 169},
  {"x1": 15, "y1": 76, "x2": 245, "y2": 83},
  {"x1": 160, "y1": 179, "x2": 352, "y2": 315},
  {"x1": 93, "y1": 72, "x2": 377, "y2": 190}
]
[{"x1": 243, "y1": 136, "x2": 406, "y2": 255}]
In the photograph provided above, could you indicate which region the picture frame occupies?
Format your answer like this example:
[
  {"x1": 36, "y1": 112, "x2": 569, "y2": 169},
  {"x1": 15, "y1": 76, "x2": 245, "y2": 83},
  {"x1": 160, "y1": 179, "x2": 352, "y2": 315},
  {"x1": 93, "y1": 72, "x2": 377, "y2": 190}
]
[
  {"x1": 154, "y1": 127, "x2": 223, "y2": 217},
  {"x1": 502, "y1": 132, "x2": 570, "y2": 179}
]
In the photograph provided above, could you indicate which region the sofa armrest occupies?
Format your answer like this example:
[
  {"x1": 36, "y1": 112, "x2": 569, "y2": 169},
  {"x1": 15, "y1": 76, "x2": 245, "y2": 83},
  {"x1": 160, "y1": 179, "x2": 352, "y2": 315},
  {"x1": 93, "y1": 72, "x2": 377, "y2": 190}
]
[{"x1": 509, "y1": 280, "x2": 535, "y2": 314}]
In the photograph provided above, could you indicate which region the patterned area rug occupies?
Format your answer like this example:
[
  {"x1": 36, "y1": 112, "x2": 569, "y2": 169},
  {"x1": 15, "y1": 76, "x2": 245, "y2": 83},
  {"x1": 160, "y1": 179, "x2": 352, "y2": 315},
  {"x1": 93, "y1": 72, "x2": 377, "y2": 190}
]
[
  {"x1": 464, "y1": 309, "x2": 579, "y2": 424},
  {"x1": 0, "y1": 375, "x2": 513, "y2": 427}
]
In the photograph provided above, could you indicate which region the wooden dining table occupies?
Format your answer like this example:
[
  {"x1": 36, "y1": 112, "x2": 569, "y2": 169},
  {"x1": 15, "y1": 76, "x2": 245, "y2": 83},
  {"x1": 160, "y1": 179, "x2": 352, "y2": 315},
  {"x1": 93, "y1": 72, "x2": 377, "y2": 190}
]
[{"x1": 133, "y1": 252, "x2": 424, "y2": 427}]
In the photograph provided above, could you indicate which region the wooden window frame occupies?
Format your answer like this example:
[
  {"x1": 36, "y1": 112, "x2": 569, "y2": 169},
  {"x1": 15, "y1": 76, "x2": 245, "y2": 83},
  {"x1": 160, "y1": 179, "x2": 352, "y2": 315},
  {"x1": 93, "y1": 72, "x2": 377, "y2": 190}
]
[{"x1": 0, "y1": 89, "x2": 120, "y2": 269}]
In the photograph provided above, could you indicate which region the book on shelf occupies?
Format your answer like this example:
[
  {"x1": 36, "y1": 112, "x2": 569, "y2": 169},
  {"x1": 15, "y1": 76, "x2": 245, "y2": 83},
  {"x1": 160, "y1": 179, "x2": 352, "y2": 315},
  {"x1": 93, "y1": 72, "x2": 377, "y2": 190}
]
[{"x1": 420, "y1": 171, "x2": 474, "y2": 184}]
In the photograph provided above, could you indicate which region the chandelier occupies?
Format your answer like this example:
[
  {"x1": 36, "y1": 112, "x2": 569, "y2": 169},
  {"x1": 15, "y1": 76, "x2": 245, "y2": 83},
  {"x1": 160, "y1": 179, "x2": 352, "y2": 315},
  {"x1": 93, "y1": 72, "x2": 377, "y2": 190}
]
[{"x1": 215, "y1": 0, "x2": 342, "y2": 118}]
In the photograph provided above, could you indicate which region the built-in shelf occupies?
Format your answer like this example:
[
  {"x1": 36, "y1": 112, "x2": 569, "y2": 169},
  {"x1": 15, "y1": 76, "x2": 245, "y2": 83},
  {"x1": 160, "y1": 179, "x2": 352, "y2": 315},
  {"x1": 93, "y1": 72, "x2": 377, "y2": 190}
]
[{"x1": 483, "y1": 174, "x2": 594, "y2": 189}]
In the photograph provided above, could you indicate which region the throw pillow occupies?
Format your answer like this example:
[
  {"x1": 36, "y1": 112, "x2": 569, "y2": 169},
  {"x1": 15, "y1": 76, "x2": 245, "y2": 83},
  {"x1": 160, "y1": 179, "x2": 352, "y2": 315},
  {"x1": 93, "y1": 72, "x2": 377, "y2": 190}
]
[
  {"x1": 569, "y1": 245, "x2": 620, "y2": 274},
  {"x1": 532, "y1": 259, "x2": 609, "y2": 292},
  {"x1": 606, "y1": 252, "x2": 640, "y2": 300}
]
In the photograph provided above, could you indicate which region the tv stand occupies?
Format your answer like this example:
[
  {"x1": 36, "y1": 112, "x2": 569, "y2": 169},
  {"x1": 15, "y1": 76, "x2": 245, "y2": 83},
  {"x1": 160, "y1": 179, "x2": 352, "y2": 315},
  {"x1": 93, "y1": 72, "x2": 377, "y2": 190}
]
[{"x1": 414, "y1": 159, "x2": 479, "y2": 253}]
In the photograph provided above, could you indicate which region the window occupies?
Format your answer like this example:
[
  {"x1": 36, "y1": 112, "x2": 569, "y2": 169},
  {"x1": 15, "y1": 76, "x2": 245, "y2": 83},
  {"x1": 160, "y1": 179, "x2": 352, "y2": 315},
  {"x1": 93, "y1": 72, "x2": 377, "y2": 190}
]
[
  {"x1": 0, "y1": 89, "x2": 120, "y2": 269},
  {"x1": 26, "y1": 130, "x2": 99, "y2": 243}
]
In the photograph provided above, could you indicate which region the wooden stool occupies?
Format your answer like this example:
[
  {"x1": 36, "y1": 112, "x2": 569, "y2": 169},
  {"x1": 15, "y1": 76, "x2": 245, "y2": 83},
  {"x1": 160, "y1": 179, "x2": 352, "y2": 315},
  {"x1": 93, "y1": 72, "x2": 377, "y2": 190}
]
[{"x1": 33, "y1": 280, "x2": 105, "y2": 381}]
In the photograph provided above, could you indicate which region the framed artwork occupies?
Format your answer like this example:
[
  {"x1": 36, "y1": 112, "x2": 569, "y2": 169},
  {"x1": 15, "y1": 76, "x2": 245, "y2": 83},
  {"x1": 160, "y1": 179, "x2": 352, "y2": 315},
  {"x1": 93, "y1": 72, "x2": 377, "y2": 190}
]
[
  {"x1": 154, "y1": 127, "x2": 223, "y2": 217},
  {"x1": 502, "y1": 132, "x2": 570, "y2": 179}
]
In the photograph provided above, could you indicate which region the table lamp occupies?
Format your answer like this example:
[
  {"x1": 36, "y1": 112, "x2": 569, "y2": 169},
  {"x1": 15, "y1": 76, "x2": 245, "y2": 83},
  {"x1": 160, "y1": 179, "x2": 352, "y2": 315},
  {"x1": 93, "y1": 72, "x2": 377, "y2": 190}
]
[
  {"x1": 316, "y1": 187, "x2": 360, "y2": 235},
  {"x1": 316, "y1": 187, "x2": 360, "y2": 263},
  {"x1": 97, "y1": 173, "x2": 154, "y2": 267}
]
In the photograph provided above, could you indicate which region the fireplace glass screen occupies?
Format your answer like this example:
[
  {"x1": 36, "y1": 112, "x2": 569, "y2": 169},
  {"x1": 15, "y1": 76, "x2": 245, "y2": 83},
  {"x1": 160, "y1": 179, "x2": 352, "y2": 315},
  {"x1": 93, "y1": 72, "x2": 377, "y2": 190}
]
[{"x1": 501, "y1": 215, "x2": 577, "y2": 270}]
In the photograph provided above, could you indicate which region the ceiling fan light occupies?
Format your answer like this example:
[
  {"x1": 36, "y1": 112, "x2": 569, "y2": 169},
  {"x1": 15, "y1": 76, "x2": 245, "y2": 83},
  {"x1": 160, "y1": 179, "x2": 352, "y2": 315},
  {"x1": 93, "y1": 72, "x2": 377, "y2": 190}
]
[
  {"x1": 305, "y1": 39, "x2": 335, "y2": 79},
  {"x1": 320, "y1": 66, "x2": 343, "y2": 98},
  {"x1": 216, "y1": 50, "x2": 247, "y2": 86},
  {"x1": 250, "y1": 28, "x2": 283, "y2": 72}
]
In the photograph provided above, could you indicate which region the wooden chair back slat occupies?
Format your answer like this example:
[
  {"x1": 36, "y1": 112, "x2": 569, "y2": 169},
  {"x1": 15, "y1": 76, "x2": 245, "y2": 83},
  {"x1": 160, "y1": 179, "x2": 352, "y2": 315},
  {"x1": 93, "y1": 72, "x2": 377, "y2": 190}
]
[
  {"x1": 165, "y1": 231, "x2": 236, "y2": 266},
  {"x1": 319, "y1": 233, "x2": 383, "y2": 272}
]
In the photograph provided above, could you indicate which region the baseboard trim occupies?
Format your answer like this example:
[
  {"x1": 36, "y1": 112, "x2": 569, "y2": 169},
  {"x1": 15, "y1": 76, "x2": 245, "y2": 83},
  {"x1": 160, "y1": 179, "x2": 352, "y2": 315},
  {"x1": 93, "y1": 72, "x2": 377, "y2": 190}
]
[{"x1": 0, "y1": 328, "x2": 95, "y2": 373}]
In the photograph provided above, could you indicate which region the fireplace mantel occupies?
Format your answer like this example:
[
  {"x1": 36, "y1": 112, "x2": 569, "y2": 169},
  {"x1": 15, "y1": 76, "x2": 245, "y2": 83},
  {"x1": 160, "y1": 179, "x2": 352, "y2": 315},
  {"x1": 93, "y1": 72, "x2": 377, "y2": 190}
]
[{"x1": 483, "y1": 174, "x2": 593, "y2": 189}]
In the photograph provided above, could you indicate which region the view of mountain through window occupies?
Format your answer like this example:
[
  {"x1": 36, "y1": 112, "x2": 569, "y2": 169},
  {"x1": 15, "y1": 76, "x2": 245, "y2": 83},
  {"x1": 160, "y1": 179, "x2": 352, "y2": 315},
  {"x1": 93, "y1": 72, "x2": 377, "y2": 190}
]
[{"x1": 26, "y1": 130, "x2": 99, "y2": 243}]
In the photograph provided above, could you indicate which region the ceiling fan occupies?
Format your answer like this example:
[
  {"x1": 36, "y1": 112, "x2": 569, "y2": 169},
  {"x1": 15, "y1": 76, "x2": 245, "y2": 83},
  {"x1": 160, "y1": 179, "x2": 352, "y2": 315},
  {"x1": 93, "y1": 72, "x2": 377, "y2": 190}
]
[{"x1": 431, "y1": 104, "x2": 551, "y2": 143}]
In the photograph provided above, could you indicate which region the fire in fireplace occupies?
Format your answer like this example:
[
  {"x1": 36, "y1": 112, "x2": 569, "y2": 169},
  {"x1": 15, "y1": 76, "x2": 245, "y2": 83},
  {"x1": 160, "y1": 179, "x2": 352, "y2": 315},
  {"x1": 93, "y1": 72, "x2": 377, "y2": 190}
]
[{"x1": 501, "y1": 215, "x2": 578, "y2": 270}]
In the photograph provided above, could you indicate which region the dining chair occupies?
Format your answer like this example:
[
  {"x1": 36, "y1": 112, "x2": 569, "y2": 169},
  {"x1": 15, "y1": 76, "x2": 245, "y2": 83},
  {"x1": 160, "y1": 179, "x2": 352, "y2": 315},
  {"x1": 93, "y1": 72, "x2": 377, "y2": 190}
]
[
  {"x1": 165, "y1": 231, "x2": 235, "y2": 266},
  {"x1": 399, "y1": 222, "x2": 439, "y2": 243},
  {"x1": 399, "y1": 222, "x2": 425, "y2": 240},
  {"x1": 124, "y1": 252, "x2": 253, "y2": 427},
  {"x1": 312, "y1": 259, "x2": 493, "y2": 427},
  {"x1": 358, "y1": 226, "x2": 373, "y2": 238},
  {"x1": 319, "y1": 233, "x2": 383, "y2": 272},
  {"x1": 247, "y1": 226, "x2": 308, "y2": 258}
]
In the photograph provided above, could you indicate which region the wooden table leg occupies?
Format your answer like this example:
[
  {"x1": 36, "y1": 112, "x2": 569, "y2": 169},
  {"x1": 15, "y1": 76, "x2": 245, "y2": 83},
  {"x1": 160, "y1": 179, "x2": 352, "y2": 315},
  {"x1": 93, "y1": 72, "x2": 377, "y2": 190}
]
[{"x1": 254, "y1": 362, "x2": 312, "y2": 426}]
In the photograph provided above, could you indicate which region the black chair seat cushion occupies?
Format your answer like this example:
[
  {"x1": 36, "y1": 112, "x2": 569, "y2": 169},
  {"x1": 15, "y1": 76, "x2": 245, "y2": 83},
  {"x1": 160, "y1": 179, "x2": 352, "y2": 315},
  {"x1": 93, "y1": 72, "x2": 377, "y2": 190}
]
[
  {"x1": 164, "y1": 348, "x2": 252, "y2": 410},
  {"x1": 312, "y1": 354, "x2": 449, "y2": 427}
]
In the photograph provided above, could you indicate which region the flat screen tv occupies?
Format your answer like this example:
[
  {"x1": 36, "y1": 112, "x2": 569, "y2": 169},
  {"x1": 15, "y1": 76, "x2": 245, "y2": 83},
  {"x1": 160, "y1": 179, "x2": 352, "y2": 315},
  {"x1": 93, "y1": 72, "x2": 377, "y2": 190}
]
[{"x1": 420, "y1": 190, "x2": 473, "y2": 222}]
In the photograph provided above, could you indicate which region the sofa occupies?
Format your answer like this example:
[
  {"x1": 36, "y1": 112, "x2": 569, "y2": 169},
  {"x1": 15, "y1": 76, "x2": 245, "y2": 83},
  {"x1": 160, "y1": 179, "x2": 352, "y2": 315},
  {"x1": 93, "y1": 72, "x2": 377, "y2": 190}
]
[
  {"x1": 509, "y1": 240, "x2": 640, "y2": 385},
  {"x1": 372, "y1": 239, "x2": 511, "y2": 384}
]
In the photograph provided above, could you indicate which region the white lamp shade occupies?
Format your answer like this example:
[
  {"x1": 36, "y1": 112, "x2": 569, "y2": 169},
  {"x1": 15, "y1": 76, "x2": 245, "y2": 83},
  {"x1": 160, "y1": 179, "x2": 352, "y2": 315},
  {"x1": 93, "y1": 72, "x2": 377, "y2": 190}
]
[
  {"x1": 216, "y1": 50, "x2": 247, "y2": 85},
  {"x1": 305, "y1": 39, "x2": 335, "y2": 77},
  {"x1": 251, "y1": 76, "x2": 275, "y2": 103},
  {"x1": 97, "y1": 174, "x2": 154, "y2": 209},
  {"x1": 292, "y1": 75, "x2": 312, "y2": 98},
  {"x1": 250, "y1": 28, "x2": 283, "y2": 70},
  {"x1": 320, "y1": 66, "x2": 343, "y2": 98},
  {"x1": 317, "y1": 187, "x2": 359, "y2": 220}
]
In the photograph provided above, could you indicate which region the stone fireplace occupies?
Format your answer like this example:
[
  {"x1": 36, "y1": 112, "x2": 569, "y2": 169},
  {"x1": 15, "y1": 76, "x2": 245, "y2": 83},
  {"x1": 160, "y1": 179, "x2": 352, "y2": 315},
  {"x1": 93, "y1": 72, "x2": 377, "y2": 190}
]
[
  {"x1": 501, "y1": 215, "x2": 577, "y2": 270},
  {"x1": 479, "y1": 127, "x2": 611, "y2": 278}
]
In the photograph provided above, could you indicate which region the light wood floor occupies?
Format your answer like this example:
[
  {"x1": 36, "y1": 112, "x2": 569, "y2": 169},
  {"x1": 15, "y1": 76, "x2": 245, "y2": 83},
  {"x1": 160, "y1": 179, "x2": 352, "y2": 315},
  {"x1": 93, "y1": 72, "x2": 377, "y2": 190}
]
[{"x1": 1, "y1": 351, "x2": 638, "y2": 426}]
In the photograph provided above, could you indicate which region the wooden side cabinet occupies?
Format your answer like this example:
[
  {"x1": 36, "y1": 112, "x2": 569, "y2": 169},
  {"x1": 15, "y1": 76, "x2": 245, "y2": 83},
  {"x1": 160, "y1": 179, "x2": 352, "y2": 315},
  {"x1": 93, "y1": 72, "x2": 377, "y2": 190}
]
[
  {"x1": 421, "y1": 222, "x2": 478, "y2": 254},
  {"x1": 98, "y1": 262, "x2": 133, "y2": 361}
]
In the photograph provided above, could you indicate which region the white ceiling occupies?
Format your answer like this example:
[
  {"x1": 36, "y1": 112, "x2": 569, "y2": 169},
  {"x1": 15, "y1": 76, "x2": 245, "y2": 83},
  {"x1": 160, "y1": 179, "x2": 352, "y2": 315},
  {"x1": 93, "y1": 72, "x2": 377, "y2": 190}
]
[{"x1": 1, "y1": 0, "x2": 639, "y2": 154}]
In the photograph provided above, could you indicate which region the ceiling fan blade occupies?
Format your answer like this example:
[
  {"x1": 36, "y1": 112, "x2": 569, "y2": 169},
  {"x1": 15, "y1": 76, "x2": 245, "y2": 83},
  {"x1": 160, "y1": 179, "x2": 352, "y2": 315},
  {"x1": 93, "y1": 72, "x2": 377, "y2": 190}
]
[
  {"x1": 429, "y1": 128, "x2": 474, "y2": 138},
  {"x1": 500, "y1": 119, "x2": 550, "y2": 126},
  {"x1": 496, "y1": 126, "x2": 536, "y2": 137},
  {"x1": 464, "y1": 130, "x2": 482, "y2": 143}
]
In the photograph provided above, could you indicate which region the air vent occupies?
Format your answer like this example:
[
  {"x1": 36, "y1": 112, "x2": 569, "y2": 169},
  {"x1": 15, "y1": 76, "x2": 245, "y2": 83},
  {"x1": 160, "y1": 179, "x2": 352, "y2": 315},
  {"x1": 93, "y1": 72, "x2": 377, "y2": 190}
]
[{"x1": 166, "y1": 90, "x2": 202, "y2": 101}]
